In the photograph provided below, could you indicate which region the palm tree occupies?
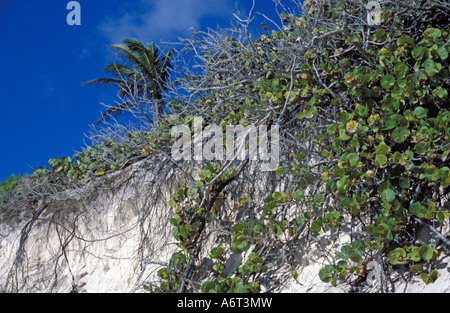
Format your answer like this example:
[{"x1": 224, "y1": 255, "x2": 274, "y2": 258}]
[{"x1": 83, "y1": 39, "x2": 173, "y2": 125}]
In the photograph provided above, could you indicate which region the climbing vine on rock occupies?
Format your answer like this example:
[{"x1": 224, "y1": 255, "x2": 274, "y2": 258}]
[{"x1": 2, "y1": 0, "x2": 449, "y2": 293}]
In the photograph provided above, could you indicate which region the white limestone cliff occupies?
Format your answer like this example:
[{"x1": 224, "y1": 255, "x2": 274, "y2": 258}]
[{"x1": 0, "y1": 158, "x2": 448, "y2": 293}]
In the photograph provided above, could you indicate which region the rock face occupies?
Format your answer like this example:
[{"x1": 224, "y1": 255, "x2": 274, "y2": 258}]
[
  {"x1": 0, "y1": 159, "x2": 178, "y2": 293},
  {"x1": 0, "y1": 158, "x2": 449, "y2": 293}
]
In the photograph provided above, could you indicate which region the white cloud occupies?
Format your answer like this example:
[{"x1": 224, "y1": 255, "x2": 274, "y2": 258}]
[{"x1": 97, "y1": 0, "x2": 239, "y2": 45}]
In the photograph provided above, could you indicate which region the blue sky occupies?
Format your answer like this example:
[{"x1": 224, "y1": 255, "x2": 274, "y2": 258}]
[{"x1": 0, "y1": 0, "x2": 292, "y2": 181}]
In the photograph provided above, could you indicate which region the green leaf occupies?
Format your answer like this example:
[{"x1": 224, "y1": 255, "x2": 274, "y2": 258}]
[
  {"x1": 436, "y1": 46, "x2": 448, "y2": 60},
  {"x1": 310, "y1": 219, "x2": 322, "y2": 233},
  {"x1": 347, "y1": 153, "x2": 359, "y2": 167},
  {"x1": 236, "y1": 240, "x2": 249, "y2": 251},
  {"x1": 249, "y1": 252, "x2": 263, "y2": 263},
  {"x1": 318, "y1": 265, "x2": 335, "y2": 283},
  {"x1": 275, "y1": 167, "x2": 284, "y2": 176},
  {"x1": 337, "y1": 260, "x2": 348, "y2": 269},
  {"x1": 231, "y1": 223, "x2": 246, "y2": 233},
  {"x1": 412, "y1": 46, "x2": 427, "y2": 60},
  {"x1": 420, "y1": 270, "x2": 439, "y2": 284},
  {"x1": 418, "y1": 244, "x2": 435, "y2": 261},
  {"x1": 210, "y1": 246, "x2": 224, "y2": 260},
  {"x1": 432, "y1": 86, "x2": 448, "y2": 99},
  {"x1": 179, "y1": 224, "x2": 189, "y2": 239},
  {"x1": 381, "y1": 189, "x2": 396, "y2": 203},
  {"x1": 399, "y1": 176, "x2": 411, "y2": 189},
  {"x1": 397, "y1": 35, "x2": 414, "y2": 46},
  {"x1": 201, "y1": 281, "x2": 217, "y2": 293},
  {"x1": 346, "y1": 120, "x2": 358, "y2": 133},
  {"x1": 414, "y1": 141, "x2": 429, "y2": 154},
  {"x1": 411, "y1": 202, "x2": 427, "y2": 218},
  {"x1": 293, "y1": 189, "x2": 304, "y2": 202},
  {"x1": 422, "y1": 167, "x2": 440, "y2": 182},
  {"x1": 393, "y1": 62, "x2": 408, "y2": 78},
  {"x1": 376, "y1": 142, "x2": 391, "y2": 155},
  {"x1": 94, "y1": 168, "x2": 105, "y2": 176},
  {"x1": 314, "y1": 193, "x2": 324, "y2": 203},
  {"x1": 372, "y1": 223, "x2": 391, "y2": 240},
  {"x1": 373, "y1": 29, "x2": 387, "y2": 42},
  {"x1": 380, "y1": 75, "x2": 395, "y2": 89},
  {"x1": 336, "y1": 176, "x2": 349, "y2": 193},
  {"x1": 349, "y1": 254, "x2": 362, "y2": 263},
  {"x1": 169, "y1": 214, "x2": 182, "y2": 226},
  {"x1": 199, "y1": 169, "x2": 212, "y2": 180},
  {"x1": 392, "y1": 127, "x2": 409, "y2": 143},
  {"x1": 407, "y1": 246, "x2": 421, "y2": 262},
  {"x1": 423, "y1": 28, "x2": 441, "y2": 41},
  {"x1": 187, "y1": 187, "x2": 198, "y2": 196},
  {"x1": 340, "y1": 245, "x2": 351, "y2": 260},
  {"x1": 388, "y1": 248, "x2": 406, "y2": 265},
  {"x1": 413, "y1": 107, "x2": 427, "y2": 119},
  {"x1": 294, "y1": 215, "x2": 306, "y2": 229},
  {"x1": 375, "y1": 154, "x2": 388, "y2": 168},
  {"x1": 422, "y1": 59, "x2": 441, "y2": 76},
  {"x1": 382, "y1": 118, "x2": 397, "y2": 130},
  {"x1": 327, "y1": 123, "x2": 339, "y2": 136}
]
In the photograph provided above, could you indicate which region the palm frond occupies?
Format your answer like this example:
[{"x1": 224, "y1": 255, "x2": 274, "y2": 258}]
[
  {"x1": 81, "y1": 77, "x2": 125, "y2": 88},
  {"x1": 84, "y1": 38, "x2": 174, "y2": 125},
  {"x1": 108, "y1": 42, "x2": 142, "y2": 67},
  {"x1": 103, "y1": 63, "x2": 140, "y2": 79},
  {"x1": 95, "y1": 100, "x2": 134, "y2": 125}
]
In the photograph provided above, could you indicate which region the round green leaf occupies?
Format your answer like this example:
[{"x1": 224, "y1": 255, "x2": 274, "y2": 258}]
[
  {"x1": 293, "y1": 189, "x2": 304, "y2": 202},
  {"x1": 311, "y1": 219, "x2": 322, "y2": 233},
  {"x1": 372, "y1": 223, "x2": 391, "y2": 239},
  {"x1": 340, "y1": 245, "x2": 351, "y2": 259},
  {"x1": 375, "y1": 154, "x2": 388, "y2": 167},
  {"x1": 350, "y1": 254, "x2": 363, "y2": 263},
  {"x1": 314, "y1": 193, "x2": 324, "y2": 203},
  {"x1": 436, "y1": 46, "x2": 448, "y2": 60},
  {"x1": 423, "y1": 28, "x2": 441, "y2": 41},
  {"x1": 337, "y1": 260, "x2": 348, "y2": 269},
  {"x1": 394, "y1": 61, "x2": 408, "y2": 72},
  {"x1": 346, "y1": 120, "x2": 358, "y2": 133},
  {"x1": 373, "y1": 29, "x2": 387, "y2": 42},
  {"x1": 392, "y1": 127, "x2": 409, "y2": 143},
  {"x1": 422, "y1": 59, "x2": 441, "y2": 76},
  {"x1": 413, "y1": 107, "x2": 427, "y2": 119},
  {"x1": 411, "y1": 202, "x2": 427, "y2": 218},
  {"x1": 382, "y1": 118, "x2": 397, "y2": 130},
  {"x1": 407, "y1": 246, "x2": 421, "y2": 262},
  {"x1": 397, "y1": 35, "x2": 414, "y2": 46},
  {"x1": 336, "y1": 176, "x2": 349, "y2": 193},
  {"x1": 319, "y1": 265, "x2": 335, "y2": 283},
  {"x1": 381, "y1": 189, "x2": 396, "y2": 203},
  {"x1": 199, "y1": 169, "x2": 212, "y2": 180},
  {"x1": 187, "y1": 187, "x2": 198, "y2": 196},
  {"x1": 432, "y1": 86, "x2": 448, "y2": 99},
  {"x1": 381, "y1": 75, "x2": 396, "y2": 89},
  {"x1": 94, "y1": 168, "x2": 105, "y2": 176},
  {"x1": 168, "y1": 198, "x2": 176, "y2": 207},
  {"x1": 388, "y1": 248, "x2": 406, "y2": 265},
  {"x1": 415, "y1": 141, "x2": 429, "y2": 154},
  {"x1": 418, "y1": 244, "x2": 434, "y2": 261},
  {"x1": 412, "y1": 46, "x2": 427, "y2": 60},
  {"x1": 347, "y1": 153, "x2": 359, "y2": 167},
  {"x1": 376, "y1": 142, "x2": 391, "y2": 155}
]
